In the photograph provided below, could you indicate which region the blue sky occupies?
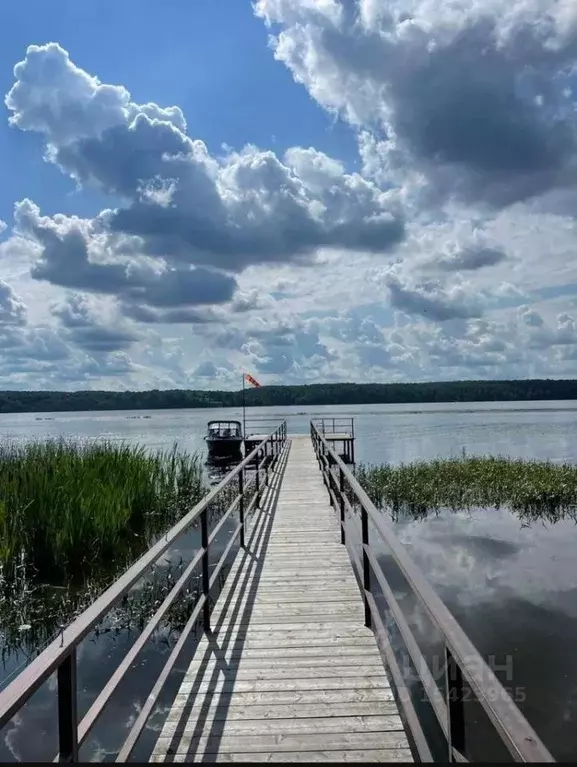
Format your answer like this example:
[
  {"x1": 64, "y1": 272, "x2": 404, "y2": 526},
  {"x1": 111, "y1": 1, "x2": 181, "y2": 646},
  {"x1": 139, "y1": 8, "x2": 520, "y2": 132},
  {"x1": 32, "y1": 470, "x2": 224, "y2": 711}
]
[
  {"x1": 0, "y1": 0, "x2": 358, "y2": 223},
  {"x1": 1, "y1": 0, "x2": 577, "y2": 391}
]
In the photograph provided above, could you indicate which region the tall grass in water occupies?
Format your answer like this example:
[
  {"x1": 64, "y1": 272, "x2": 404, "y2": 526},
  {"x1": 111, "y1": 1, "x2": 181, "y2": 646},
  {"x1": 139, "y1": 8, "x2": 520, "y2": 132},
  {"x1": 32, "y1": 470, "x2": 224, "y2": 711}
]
[
  {"x1": 357, "y1": 455, "x2": 577, "y2": 524},
  {"x1": 0, "y1": 438, "x2": 205, "y2": 583},
  {"x1": 0, "y1": 439, "x2": 208, "y2": 658}
]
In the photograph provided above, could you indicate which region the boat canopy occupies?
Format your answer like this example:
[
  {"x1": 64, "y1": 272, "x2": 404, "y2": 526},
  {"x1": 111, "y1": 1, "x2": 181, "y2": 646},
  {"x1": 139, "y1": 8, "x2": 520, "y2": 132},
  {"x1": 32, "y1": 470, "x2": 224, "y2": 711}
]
[{"x1": 207, "y1": 420, "x2": 242, "y2": 438}]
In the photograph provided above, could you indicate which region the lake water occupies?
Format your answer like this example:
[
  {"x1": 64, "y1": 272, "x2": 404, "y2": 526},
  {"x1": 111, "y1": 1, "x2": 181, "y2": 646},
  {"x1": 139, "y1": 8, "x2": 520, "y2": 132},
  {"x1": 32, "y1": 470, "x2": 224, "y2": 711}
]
[{"x1": 0, "y1": 401, "x2": 576, "y2": 761}]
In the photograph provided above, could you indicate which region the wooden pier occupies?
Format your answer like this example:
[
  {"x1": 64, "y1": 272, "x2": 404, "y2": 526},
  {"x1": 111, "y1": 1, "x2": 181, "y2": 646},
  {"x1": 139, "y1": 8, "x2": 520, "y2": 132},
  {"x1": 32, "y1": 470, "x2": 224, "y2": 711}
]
[
  {"x1": 151, "y1": 436, "x2": 412, "y2": 762},
  {"x1": 0, "y1": 420, "x2": 555, "y2": 764}
]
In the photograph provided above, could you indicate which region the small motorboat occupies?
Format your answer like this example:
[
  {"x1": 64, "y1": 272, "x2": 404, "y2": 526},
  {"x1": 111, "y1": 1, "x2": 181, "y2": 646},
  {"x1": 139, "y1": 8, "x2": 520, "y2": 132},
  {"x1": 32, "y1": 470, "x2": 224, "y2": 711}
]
[{"x1": 205, "y1": 420, "x2": 243, "y2": 462}]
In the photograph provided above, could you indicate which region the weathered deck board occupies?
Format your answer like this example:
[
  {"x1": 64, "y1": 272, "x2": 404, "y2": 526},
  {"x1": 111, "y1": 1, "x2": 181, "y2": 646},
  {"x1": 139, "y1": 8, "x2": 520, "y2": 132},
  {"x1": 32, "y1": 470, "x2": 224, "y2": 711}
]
[
  {"x1": 153, "y1": 731, "x2": 410, "y2": 758},
  {"x1": 161, "y1": 714, "x2": 405, "y2": 739},
  {"x1": 160, "y1": 748, "x2": 414, "y2": 762},
  {"x1": 151, "y1": 436, "x2": 412, "y2": 763},
  {"x1": 170, "y1": 677, "x2": 393, "y2": 695},
  {"x1": 165, "y1": 699, "x2": 399, "y2": 718}
]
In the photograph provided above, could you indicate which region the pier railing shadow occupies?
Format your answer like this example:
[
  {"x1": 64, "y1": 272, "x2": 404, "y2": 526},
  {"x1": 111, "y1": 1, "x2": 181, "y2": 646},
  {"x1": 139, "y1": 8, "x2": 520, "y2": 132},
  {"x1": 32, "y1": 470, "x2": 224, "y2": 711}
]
[
  {"x1": 0, "y1": 422, "x2": 287, "y2": 763},
  {"x1": 153, "y1": 441, "x2": 290, "y2": 761},
  {"x1": 310, "y1": 421, "x2": 554, "y2": 764}
]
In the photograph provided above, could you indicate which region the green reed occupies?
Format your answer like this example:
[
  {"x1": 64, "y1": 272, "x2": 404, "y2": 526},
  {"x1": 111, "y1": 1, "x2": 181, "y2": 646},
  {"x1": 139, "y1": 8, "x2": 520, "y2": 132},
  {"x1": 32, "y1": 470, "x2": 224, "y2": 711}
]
[
  {"x1": 0, "y1": 438, "x2": 205, "y2": 583},
  {"x1": 0, "y1": 440, "x2": 251, "y2": 661},
  {"x1": 357, "y1": 455, "x2": 577, "y2": 523}
]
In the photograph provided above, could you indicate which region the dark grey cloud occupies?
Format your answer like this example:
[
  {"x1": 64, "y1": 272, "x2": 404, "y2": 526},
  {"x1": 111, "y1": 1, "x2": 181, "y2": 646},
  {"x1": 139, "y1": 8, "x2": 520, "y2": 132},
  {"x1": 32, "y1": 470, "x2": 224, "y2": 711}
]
[
  {"x1": 86, "y1": 146, "x2": 403, "y2": 269},
  {"x1": 15, "y1": 199, "x2": 237, "y2": 320},
  {"x1": 125, "y1": 264, "x2": 236, "y2": 308},
  {"x1": 6, "y1": 43, "x2": 405, "y2": 284},
  {"x1": 390, "y1": 24, "x2": 577, "y2": 205},
  {"x1": 386, "y1": 275, "x2": 484, "y2": 321},
  {"x1": 121, "y1": 304, "x2": 218, "y2": 325},
  {"x1": 437, "y1": 246, "x2": 508, "y2": 272},
  {"x1": 51, "y1": 294, "x2": 139, "y2": 352},
  {"x1": 64, "y1": 326, "x2": 135, "y2": 352},
  {"x1": 258, "y1": 0, "x2": 577, "y2": 207}
]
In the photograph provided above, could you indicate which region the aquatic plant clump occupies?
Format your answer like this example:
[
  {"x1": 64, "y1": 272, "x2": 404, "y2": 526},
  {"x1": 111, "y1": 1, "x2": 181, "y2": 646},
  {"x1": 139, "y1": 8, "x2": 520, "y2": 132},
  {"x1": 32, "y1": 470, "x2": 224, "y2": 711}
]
[
  {"x1": 0, "y1": 438, "x2": 205, "y2": 582},
  {"x1": 357, "y1": 455, "x2": 577, "y2": 522}
]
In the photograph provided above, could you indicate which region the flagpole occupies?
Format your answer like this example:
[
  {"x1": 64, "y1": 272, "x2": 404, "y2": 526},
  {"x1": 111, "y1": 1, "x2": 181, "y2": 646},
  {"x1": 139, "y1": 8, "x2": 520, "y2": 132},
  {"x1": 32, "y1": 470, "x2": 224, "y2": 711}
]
[{"x1": 242, "y1": 373, "x2": 246, "y2": 438}]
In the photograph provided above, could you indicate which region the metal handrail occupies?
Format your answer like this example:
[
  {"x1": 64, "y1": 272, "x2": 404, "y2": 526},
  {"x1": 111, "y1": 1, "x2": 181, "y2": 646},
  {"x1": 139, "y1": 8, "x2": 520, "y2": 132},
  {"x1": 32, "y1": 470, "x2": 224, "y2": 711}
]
[
  {"x1": 310, "y1": 422, "x2": 554, "y2": 764},
  {"x1": 244, "y1": 419, "x2": 285, "y2": 436},
  {"x1": 311, "y1": 416, "x2": 355, "y2": 438},
  {"x1": 0, "y1": 421, "x2": 287, "y2": 762}
]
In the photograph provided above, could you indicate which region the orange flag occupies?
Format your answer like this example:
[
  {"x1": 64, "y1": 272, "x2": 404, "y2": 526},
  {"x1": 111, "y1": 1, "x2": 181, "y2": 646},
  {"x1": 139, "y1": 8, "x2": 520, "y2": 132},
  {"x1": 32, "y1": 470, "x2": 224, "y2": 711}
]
[{"x1": 244, "y1": 373, "x2": 261, "y2": 388}]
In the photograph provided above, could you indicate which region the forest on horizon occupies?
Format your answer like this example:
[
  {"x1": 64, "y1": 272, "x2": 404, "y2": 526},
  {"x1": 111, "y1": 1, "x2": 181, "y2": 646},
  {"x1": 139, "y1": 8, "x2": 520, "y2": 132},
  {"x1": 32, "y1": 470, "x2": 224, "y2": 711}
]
[{"x1": 0, "y1": 378, "x2": 576, "y2": 414}]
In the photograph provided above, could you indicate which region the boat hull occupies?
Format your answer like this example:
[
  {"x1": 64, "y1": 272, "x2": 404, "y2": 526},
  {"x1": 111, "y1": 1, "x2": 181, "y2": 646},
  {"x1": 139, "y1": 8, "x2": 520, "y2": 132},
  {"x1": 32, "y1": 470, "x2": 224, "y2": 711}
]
[{"x1": 205, "y1": 438, "x2": 243, "y2": 461}]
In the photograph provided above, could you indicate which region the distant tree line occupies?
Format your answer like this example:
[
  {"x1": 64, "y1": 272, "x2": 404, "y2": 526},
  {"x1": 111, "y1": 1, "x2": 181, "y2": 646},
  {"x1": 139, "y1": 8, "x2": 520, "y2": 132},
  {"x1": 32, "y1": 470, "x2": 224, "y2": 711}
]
[{"x1": 0, "y1": 379, "x2": 577, "y2": 414}]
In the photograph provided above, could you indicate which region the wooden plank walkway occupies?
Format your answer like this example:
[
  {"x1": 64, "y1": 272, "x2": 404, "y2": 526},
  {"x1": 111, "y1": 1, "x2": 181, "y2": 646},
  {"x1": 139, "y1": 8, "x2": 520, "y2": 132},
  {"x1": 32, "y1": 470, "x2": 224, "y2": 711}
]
[{"x1": 151, "y1": 436, "x2": 413, "y2": 762}]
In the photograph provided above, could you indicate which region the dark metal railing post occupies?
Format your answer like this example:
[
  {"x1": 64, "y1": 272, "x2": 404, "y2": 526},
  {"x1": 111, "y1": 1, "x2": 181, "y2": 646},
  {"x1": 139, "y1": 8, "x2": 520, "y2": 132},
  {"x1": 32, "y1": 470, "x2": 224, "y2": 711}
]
[
  {"x1": 361, "y1": 505, "x2": 372, "y2": 628},
  {"x1": 445, "y1": 647, "x2": 466, "y2": 761},
  {"x1": 239, "y1": 468, "x2": 245, "y2": 549},
  {"x1": 201, "y1": 509, "x2": 210, "y2": 631},
  {"x1": 58, "y1": 650, "x2": 79, "y2": 762},
  {"x1": 255, "y1": 451, "x2": 261, "y2": 507},
  {"x1": 319, "y1": 438, "x2": 326, "y2": 484},
  {"x1": 339, "y1": 467, "x2": 346, "y2": 545},
  {"x1": 265, "y1": 442, "x2": 270, "y2": 485}
]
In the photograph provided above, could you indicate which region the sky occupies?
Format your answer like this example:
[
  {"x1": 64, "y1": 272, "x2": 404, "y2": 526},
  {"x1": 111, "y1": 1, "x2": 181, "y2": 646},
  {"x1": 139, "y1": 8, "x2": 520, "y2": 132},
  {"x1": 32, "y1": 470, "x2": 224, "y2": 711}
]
[{"x1": 1, "y1": 0, "x2": 577, "y2": 391}]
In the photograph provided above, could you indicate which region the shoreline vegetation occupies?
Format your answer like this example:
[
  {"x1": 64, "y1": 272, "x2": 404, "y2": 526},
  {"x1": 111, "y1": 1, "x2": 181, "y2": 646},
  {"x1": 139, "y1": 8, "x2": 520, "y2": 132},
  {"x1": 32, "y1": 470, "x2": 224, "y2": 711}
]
[
  {"x1": 1, "y1": 378, "x2": 577, "y2": 414},
  {"x1": 0, "y1": 439, "x2": 207, "y2": 661},
  {"x1": 2, "y1": 436, "x2": 577, "y2": 666},
  {"x1": 357, "y1": 455, "x2": 577, "y2": 524}
]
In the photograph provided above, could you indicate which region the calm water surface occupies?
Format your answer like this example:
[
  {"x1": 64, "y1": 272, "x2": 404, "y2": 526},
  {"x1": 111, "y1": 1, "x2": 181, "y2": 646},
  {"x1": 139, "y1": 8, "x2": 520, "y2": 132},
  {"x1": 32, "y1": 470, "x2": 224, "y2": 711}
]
[{"x1": 0, "y1": 401, "x2": 576, "y2": 761}]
